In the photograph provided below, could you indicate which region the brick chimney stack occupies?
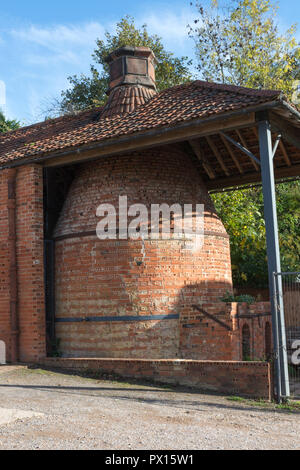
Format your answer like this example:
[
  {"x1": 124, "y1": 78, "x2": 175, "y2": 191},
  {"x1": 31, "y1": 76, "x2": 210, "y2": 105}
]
[{"x1": 102, "y1": 46, "x2": 157, "y2": 118}]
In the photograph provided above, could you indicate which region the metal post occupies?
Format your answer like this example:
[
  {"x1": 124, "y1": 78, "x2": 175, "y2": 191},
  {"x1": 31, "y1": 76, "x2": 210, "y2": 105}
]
[{"x1": 258, "y1": 119, "x2": 290, "y2": 401}]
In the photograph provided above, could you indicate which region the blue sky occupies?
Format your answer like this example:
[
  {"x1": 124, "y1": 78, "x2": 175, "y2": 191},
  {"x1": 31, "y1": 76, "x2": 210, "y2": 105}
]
[{"x1": 0, "y1": 0, "x2": 299, "y2": 125}]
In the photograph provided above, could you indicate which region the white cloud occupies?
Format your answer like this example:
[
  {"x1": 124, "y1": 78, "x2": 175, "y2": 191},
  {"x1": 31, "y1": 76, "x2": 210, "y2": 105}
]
[
  {"x1": 10, "y1": 22, "x2": 105, "y2": 65},
  {"x1": 11, "y1": 22, "x2": 105, "y2": 48},
  {"x1": 9, "y1": 8, "x2": 194, "y2": 64},
  {"x1": 142, "y1": 9, "x2": 194, "y2": 42},
  {"x1": 4, "y1": 9, "x2": 195, "y2": 123}
]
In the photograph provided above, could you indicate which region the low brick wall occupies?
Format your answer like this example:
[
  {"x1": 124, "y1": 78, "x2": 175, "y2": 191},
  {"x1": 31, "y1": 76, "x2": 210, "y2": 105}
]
[{"x1": 43, "y1": 358, "x2": 272, "y2": 400}]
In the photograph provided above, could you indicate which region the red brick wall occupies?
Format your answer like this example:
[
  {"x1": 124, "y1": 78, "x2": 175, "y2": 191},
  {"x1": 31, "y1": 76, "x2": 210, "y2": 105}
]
[
  {"x1": 0, "y1": 165, "x2": 46, "y2": 362},
  {"x1": 180, "y1": 302, "x2": 235, "y2": 360},
  {"x1": 233, "y1": 302, "x2": 272, "y2": 361},
  {"x1": 15, "y1": 165, "x2": 46, "y2": 362},
  {"x1": 179, "y1": 301, "x2": 272, "y2": 361},
  {"x1": 43, "y1": 357, "x2": 273, "y2": 400},
  {"x1": 53, "y1": 145, "x2": 232, "y2": 358}
]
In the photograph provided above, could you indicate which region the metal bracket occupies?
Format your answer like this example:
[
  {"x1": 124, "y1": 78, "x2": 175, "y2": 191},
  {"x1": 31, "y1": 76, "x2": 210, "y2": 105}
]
[
  {"x1": 220, "y1": 131, "x2": 261, "y2": 166},
  {"x1": 192, "y1": 305, "x2": 232, "y2": 331},
  {"x1": 272, "y1": 134, "x2": 282, "y2": 159}
]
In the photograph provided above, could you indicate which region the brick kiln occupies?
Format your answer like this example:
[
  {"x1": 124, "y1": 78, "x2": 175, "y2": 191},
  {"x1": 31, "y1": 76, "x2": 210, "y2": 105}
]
[
  {"x1": 53, "y1": 47, "x2": 232, "y2": 358},
  {"x1": 1, "y1": 45, "x2": 287, "y2": 373}
]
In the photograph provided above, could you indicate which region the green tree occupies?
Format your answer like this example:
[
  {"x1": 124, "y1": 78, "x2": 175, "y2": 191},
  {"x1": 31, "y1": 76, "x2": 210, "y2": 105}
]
[
  {"x1": 189, "y1": 0, "x2": 300, "y2": 287},
  {"x1": 0, "y1": 110, "x2": 20, "y2": 133},
  {"x1": 189, "y1": 0, "x2": 300, "y2": 98},
  {"x1": 56, "y1": 16, "x2": 192, "y2": 115},
  {"x1": 212, "y1": 181, "x2": 300, "y2": 287}
]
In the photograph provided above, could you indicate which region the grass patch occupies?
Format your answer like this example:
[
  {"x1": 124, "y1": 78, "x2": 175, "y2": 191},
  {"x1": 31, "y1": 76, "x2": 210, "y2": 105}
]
[
  {"x1": 227, "y1": 396, "x2": 246, "y2": 403},
  {"x1": 21, "y1": 367, "x2": 62, "y2": 377},
  {"x1": 276, "y1": 401, "x2": 300, "y2": 412},
  {"x1": 226, "y1": 396, "x2": 300, "y2": 412}
]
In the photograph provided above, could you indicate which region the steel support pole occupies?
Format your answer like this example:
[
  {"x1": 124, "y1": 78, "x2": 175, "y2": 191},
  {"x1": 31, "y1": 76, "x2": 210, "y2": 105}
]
[{"x1": 258, "y1": 119, "x2": 290, "y2": 401}]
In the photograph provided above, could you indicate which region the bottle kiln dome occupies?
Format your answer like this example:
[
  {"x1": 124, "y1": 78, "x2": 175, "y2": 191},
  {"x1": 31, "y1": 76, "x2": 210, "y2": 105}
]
[{"x1": 53, "y1": 145, "x2": 232, "y2": 358}]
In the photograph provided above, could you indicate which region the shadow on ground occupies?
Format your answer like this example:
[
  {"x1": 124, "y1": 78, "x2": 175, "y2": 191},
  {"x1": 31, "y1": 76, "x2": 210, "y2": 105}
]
[{"x1": 0, "y1": 367, "x2": 299, "y2": 415}]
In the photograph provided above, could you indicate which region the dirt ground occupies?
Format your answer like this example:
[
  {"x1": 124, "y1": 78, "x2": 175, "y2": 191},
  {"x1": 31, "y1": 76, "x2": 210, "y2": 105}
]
[{"x1": 0, "y1": 366, "x2": 299, "y2": 450}]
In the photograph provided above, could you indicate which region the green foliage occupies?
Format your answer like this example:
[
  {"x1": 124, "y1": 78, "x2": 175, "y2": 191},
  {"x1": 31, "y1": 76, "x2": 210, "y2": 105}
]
[
  {"x1": 276, "y1": 182, "x2": 300, "y2": 272},
  {"x1": 212, "y1": 186, "x2": 267, "y2": 286},
  {"x1": 0, "y1": 110, "x2": 20, "y2": 133},
  {"x1": 57, "y1": 16, "x2": 193, "y2": 114},
  {"x1": 227, "y1": 396, "x2": 300, "y2": 411},
  {"x1": 189, "y1": 0, "x2": 300, "y2": 98},
  {"x1": 220, "y1": 290, "x2": 256, "y2": 304},
  {"x1": 189, "y1": 0, "x2": 300, "y2": 287},
  {"x1": 212, "y1": 181, "x2": 300, "y2": 287}
]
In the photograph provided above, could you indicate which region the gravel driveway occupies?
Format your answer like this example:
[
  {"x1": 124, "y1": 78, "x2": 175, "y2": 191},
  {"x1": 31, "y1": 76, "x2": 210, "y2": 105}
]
[{"x1": 0, "y1": 366, "x2": 299, "y2": 450}]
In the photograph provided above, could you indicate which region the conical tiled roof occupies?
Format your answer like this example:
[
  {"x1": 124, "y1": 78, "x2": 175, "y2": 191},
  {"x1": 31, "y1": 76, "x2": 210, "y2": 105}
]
[{"x1": 101, "y1": 84, "x2": 156, "y2": 118}]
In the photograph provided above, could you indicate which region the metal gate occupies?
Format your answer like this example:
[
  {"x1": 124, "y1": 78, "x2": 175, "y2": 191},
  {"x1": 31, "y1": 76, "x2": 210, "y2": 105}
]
[{"x1": 274, "y1": 272, "x2": 300, "y2": 399}]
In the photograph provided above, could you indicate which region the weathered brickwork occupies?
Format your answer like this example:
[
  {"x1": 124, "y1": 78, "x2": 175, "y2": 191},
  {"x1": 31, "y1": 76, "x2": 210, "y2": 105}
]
[
  {"x1": 54, "y1": 144, "x2": 233, "y2": 358},
  {"x1": 0, "y1": 165, "x2": 46, "y2": 362},
  {"x1": 232, "y1": 302, "x2": 273, "y2": 361},
  {"x1": 180, "y1": 302, "x2": 235, "y2": 360},
  {"x1": 15, "y1": 165, "x2": 46, "y2": 362},
  {"x1": 44, "y1": 357, "x2": 273, "y2": 400},
  {"x1": 179, "y1": 301, "x2": 272, "y2": 361}
]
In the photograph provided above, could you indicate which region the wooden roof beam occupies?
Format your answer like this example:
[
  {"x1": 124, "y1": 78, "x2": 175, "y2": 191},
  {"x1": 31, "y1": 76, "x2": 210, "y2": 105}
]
[
  {"x1": 270, "y1": 113, "x2": 300, "y2": 151},
  {"x1": 188, "y1": 139, "x2": 216, "y2": 179},
  {"x1": 220, "y1": 131, "x2": 260, "y2": 167},
  {"x1": 206, "y1": 162, "x2": 300, "y2": 191},
  {"x1": 279, "y1": 141, "x2": 292, "y2": 167},
  {"x1": 206, "y1": 136, "x2": 230, "y2": 176},
  {"x1": 219, "y1": 134, "x2": 244, "y2": 174},
  {"x1": 236, "y1": 129, "x2": 260, "y2": 171}
]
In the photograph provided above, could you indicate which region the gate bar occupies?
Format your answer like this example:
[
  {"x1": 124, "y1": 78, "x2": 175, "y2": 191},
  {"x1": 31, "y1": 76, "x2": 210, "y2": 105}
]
[
  {"x1": 258, "y1": 119, "x2": 290, "y2": 401},
  {"x1": 274, "y1": 272, "x2": 300, "y2": 276}
]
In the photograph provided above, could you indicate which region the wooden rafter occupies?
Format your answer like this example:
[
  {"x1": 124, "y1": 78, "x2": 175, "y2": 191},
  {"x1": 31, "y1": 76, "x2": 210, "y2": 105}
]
[
  {"x1": 279, "y1": 141, "x2": 292, "y2": 167},
  {"x1": 206, "y1": 161, "x2": 300, "y2": 191},
  {"x1": 270, "y1": 113, "x2": 300, "y2": 151},
  {"x1": 253, "y1": 126, "x2": 259, "y2": 140},
  {"x1": 236, "y1": 129, "x2": 259, "y2": 171},
  {"x1": 188, "y1": 139, "x2": 216, "y2": 179},
  {"x1": 219, "y1": 134, "x2": 244, "y2": 174},
  {"x1": 206, "y1": 136, "x2": 230, "y2": 176}
]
